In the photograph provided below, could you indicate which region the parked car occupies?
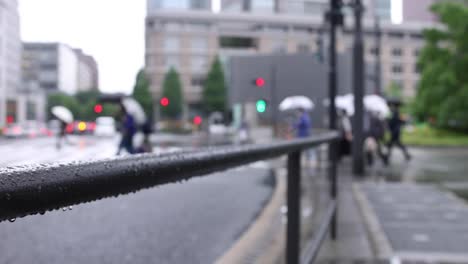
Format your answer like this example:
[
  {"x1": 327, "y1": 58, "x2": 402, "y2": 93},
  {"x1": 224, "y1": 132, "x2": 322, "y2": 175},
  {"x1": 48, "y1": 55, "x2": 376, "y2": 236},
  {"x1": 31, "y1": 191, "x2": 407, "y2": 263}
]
[
  {"x1": 3, "y1": 123, "x2": 24, "y2": 138},
  {"x1": 66, "y1": 121, "x2": 96, "y2": 135},
  {"x1": 94, "y1": 117, "x2": 116, "y2": 137}
]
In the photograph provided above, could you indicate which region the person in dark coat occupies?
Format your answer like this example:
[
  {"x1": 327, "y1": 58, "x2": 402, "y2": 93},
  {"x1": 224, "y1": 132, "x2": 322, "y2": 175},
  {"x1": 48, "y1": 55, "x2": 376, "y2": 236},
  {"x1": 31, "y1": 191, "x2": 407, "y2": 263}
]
[
  {"x1": 367, "y1": 111, "x2": 389, "y2": 166},
  {"x1": 387, "y1": 105, "x2": 411, "y2": 161},
  {"x1": 116, "y1": 104, "x2": 136, "y2": 155}
]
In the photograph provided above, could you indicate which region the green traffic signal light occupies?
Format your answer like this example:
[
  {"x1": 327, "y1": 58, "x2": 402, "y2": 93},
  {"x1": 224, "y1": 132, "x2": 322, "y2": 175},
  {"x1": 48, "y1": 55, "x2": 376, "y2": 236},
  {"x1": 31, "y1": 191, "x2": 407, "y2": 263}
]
[{"x1": 256, "y1": 100, "x2": 267, "y2": 113}]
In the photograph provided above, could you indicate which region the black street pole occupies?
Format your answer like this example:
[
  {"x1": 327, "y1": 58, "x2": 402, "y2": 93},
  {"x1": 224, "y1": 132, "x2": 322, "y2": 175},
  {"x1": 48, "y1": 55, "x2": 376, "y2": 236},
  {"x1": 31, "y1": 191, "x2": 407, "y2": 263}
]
[
  {"x1": 375, "y1": 16, "x2": 382, "y2": 95},
  {"x1": 352, "y1": 0, "x2": 365, "y2": 175},
  {"x1": 271, "y1": 64, "x2": 278, "y2": 137},
  {"x1": 327, "y1": 0, "x2": 342, "y2": 240}
]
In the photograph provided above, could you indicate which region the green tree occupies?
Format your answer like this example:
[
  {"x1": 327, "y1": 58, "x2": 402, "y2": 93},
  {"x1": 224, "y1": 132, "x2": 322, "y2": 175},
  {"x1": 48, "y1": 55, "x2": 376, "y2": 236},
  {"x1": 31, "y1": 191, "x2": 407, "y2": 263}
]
[
  {"x1": 161, "y1": 68, "x2": 183, "y2": 119},
  {"x1": 202, "y1": 56, "x2": 227, "y2": 114},
  {"x1": 385, "y1": 82, "x2": 403, "y2": 100},
  {"x1": 132, "y1": 69, "x2": 154, "y2": 121},
  {"x1": 47, "y1": 93, "x2": 81, "y2": 120},
  {"x1": 413, "y1": 1, "x2": 468, "y2": 131}
]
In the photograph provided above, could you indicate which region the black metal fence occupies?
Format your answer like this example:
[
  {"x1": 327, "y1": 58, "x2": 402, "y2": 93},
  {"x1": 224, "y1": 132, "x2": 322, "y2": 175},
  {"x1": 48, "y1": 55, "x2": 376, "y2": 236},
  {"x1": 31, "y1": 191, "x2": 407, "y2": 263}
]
[{"x1": 0, "y1": 132, "x2": 339, "y2": 264}]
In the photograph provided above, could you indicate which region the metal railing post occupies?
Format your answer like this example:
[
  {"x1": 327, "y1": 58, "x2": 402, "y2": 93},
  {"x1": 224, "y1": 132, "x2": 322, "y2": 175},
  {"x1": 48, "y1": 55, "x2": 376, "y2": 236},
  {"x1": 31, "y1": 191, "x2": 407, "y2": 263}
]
[
  {"x1": 287, "y1": 151, "x2": 301, "y2": 264},
  {"x1": 330, "y1": 142, "x2": 338, "y2": 240}
]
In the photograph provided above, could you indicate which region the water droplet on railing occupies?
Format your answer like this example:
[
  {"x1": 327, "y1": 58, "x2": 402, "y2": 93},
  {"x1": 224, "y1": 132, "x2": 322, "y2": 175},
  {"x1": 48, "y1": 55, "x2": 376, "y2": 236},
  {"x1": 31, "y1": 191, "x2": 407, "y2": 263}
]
[
  {"x1": 8, "y1": 218, "x2": 16, "y2": 223},
  {"x1": 68, "y1": 206, "x2": 73, "y2": 211},
  {"x1": 62, "y1": 207, "x2": 68, "y2": 212},
  {"x1": 5, "y1": 193, "x2": 11, "y2": 201}
]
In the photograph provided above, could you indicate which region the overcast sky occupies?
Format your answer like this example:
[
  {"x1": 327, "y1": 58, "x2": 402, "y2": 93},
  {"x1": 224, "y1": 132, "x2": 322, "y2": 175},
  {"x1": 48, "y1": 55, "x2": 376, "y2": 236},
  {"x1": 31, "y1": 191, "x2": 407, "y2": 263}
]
[{"x1": 19, "y1": 0, "x2": 146, "y2": 94}]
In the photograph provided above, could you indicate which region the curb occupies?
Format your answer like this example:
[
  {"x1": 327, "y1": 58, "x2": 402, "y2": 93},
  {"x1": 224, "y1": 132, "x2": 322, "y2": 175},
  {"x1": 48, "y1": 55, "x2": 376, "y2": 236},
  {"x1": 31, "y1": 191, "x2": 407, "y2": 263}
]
[
  {"x1": 215, "y1": 167, "x2": 286, "y2": 264},
  {"x1": 352, "y1": 183, "x2": 393, "y2": 259}
]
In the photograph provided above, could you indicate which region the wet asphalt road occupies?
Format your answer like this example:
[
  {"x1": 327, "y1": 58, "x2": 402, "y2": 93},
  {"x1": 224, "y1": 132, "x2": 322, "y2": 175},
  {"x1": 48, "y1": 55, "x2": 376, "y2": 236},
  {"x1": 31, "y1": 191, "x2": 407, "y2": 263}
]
[{"x1": 0, "y1": 136, "x2": 274, "y2": 264}]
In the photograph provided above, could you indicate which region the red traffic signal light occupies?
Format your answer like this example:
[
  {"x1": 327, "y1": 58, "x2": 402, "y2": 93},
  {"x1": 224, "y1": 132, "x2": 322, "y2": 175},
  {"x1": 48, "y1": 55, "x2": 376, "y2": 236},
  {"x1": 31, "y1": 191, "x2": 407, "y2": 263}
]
[
  {"x1": 255, "y1": 77, "x2": 265, "y2": 87},
  {"x1": 193, "y1": 116, "x2": 202, "y2": 126},
  {"x1": 160, "y1": 97, "x2": 169, "y2": 107},
  {"x1": 6, "y1": 115, "x2": 14, "y2": 124},
  {"x1": 94, "y1": 104, "x2": 103, "y2": 114}
]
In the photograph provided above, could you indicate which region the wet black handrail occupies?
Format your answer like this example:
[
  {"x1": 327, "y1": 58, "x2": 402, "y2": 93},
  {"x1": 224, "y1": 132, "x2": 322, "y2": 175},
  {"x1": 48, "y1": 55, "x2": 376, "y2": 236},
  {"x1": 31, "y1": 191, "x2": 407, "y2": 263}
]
[{"x1": 0, "y1": 131, "x2": 339, "y2": 264}]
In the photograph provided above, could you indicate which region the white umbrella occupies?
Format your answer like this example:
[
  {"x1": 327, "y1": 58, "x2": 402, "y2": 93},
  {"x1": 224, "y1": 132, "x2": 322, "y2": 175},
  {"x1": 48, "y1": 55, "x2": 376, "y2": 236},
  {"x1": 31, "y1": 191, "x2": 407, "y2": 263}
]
[
  {"x1": 51, "y1": 106, "x2": 73, "y2": 123},
  {"x1": 335, "y1": 94, "x2": 355, "y2": 116},
  {"x1": 364, "y1": 95, "x2": 390, "y2": 118},
  {"x1": 279, "y1": 96, "x2": 314, "y2": 111},
  {"x1": 122, "y1": 97, "x2": 146, "y2": 125}
]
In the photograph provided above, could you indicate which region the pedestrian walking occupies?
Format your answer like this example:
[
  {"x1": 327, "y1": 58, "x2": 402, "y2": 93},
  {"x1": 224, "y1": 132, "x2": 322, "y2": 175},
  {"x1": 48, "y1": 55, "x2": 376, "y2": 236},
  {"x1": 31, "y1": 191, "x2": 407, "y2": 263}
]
[
  {"x1": 293, "y1": 108, "x2": 311, "y2": 138},
  {"x1": 366, "y1": 111, "x2": 388, "y2": 166},
  {"x1": 387, "y1": 105, "x2": 411, "y2": 162},
  {"x1": 116, "y1": 104, "x2": 136, "y2": 155},
  {"x1": 337, "y1": 109, "x2": 352, "y2": 160},
  {"x1": 56, "y1": 120, "x2": 68, "y2": 150}
]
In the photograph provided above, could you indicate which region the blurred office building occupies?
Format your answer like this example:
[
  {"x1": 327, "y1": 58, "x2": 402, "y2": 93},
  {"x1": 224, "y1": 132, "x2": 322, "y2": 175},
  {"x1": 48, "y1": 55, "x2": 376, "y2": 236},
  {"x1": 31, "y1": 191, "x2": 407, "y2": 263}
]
[
  {"x1": 22, "y1": 43, "x2": 99, "y2": 95},
  {"x1": 0, "y1": 0, "x2": 23, "y2": 126},
  {"x1": 145, "y1": 0, "x2": 438, "y2": 115}
]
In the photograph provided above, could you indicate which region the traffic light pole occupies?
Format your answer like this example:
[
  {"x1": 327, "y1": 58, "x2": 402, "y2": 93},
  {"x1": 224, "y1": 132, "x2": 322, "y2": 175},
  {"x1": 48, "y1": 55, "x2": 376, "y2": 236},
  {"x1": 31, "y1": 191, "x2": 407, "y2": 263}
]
[
  {"x1": 352, "y1": 0, "x2": 365, "y2": 175},
  {"x1": 327, "y1": 0, "x2": 342, "y2": 241},
  {"x1": 271, "y1": 65, "x2": 279, "y2": 137}
]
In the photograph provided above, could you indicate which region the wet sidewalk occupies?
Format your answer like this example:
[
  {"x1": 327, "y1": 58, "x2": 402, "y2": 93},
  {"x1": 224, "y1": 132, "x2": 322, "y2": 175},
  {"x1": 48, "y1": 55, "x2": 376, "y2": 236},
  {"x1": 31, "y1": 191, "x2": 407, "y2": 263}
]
[
  {"x1": 357, "y1": 182, "x2": 468, "y2": 263},
  {"x1": 314, "y1": 146, "x2": 468, "y2": 264}
]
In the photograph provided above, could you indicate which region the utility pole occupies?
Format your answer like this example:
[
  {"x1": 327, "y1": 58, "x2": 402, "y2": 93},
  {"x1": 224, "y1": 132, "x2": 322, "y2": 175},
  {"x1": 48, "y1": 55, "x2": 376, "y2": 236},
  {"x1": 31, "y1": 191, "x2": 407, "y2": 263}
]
[
  {"x1": 326, "y1": 0, "x2": 343, "y2": 241},
  {"x1": 271, "y1": 64, "x2": 278, "y2": 137},
  {"x1": 352, "y1": 0, "x2": 365, "y2": 175},
  {"x1": 375, "y1": 16, "x2": 382, "y2": 95}
]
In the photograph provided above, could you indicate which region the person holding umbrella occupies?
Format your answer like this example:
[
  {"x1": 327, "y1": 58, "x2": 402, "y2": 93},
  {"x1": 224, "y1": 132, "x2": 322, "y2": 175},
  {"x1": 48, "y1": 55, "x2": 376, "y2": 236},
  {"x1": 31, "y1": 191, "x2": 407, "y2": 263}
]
[
  {"x1": 51, "y1": 106, "x2": 73, "y2": 150},
  {"x1": 116, "y1": 97, "x2": 148, "y2": 155},
  {"x1": 116, "y1": 102, "x2": 137, "y2": 155}
]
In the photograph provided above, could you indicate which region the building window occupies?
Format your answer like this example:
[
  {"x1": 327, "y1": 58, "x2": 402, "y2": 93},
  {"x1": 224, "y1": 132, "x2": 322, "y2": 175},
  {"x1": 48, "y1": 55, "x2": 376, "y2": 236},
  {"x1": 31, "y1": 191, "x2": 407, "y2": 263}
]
[
  {"x1": 414, "y1": 49, "x2": 420, "y2": 57},
  {"x1": 191, "y1": 56, "x2": 207, "y2": 72},
  {"x1": 191, "y1": 76, "x2": 205, "y2": 87},
  {"x1": 40, "y1": 82, "x2": 57, "y2": 90},
  {"x1": 39, "y1": 70, "x2": 57, "y2": 82},
  {"x1": 272, "y1": 39, "x2": 287, "y2": 53},
  {"x1": 39, "y1": 51, "x2": 56, "y2": 63},
  {"x1": 392, "y1": 64, "x2": 403, "y2": 73},
  {"x1": 164, "y1": 37, "x2": 180, "y2": 52},
  {"x1": 191, "y1": 37, "x2": 208, "y2": 51},
  {"x1": 297, "y1": 44, "x2": 310, "y2": 53},
  {"x1": 369, "y1": 47, "x2": 378, "y2": 55},
  {"x1": 410, "y1": 33, "x2": 423, "y2": 40},
  {"x1": 147, "y1": 19, "x2": 155, "y2": 29},
  {"x1": 388, "y1": 32, "x2": 405, "y2": 39},
  {"x1": 392, "y1": 48, "x2": 403, "y2": 57},
  {"x1": 186, "y1": 23, "x2": 210, "y2": 31},
  {"x1": 163, "y1": 22, "x2": 182, "y2": 31},
  {"x1": 164, "y1": 56, "x2": 180, "y2": 70}
]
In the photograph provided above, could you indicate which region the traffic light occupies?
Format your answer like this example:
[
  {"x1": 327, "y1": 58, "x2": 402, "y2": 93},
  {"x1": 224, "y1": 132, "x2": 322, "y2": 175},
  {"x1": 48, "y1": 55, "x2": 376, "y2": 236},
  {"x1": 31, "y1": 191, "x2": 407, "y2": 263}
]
[
  {"x1": 254, "y1": 77, "x2": 265, "y2": 87},
  {"x1": 160, "y1": 97, "x2": 169, "y2": 107},
  {"x1": 6, "y1": 116, "x2": 14, "y2": 124},
  {"x1": 94, "y1": 104, "x2": 103, "y2": 114},
  {"x1": 193, "y1": 116, "x2": 202, "y2": 126},
  {"x1": 256, "y1": 99, "x2": 267, "y2": 113}
]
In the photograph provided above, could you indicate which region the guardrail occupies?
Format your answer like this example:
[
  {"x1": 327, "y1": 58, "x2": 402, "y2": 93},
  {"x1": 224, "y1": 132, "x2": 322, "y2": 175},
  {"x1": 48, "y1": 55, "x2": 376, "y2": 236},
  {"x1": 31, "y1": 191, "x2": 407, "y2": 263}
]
[{"x1": 0, "y1": 132, "x2": 339, "y2": 264}]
